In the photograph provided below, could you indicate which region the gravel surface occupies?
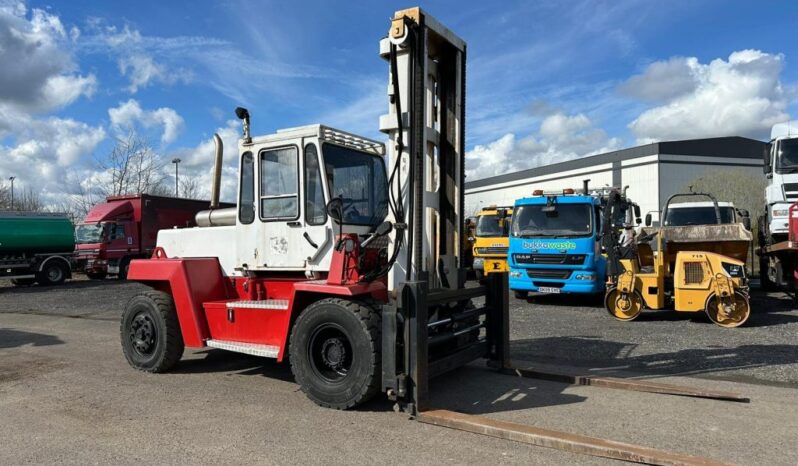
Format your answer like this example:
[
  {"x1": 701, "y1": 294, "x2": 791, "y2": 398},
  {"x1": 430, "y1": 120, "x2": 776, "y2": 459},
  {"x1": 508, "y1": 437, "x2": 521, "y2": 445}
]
[{"x1": 1, "y1": 277, "x2": 797, "y2": 464}]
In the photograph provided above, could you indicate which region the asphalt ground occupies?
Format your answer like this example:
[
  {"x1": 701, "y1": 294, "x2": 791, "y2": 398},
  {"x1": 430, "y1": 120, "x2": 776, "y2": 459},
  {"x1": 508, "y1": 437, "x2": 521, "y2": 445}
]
[{"x1": 1, "y1": 278, "x2": 797, "y2": 464}]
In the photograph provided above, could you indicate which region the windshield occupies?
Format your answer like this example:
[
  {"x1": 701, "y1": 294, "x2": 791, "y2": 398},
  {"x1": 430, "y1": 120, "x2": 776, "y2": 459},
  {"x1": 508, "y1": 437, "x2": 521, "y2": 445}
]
[
  {"x1": 664, "y1": 206, "x2": 735, "y2": 226},
  {"x1": 776, "y1": 139, "x2": 798, "y2": 171},
  {"x1": 323, "y1": 143, "x2": 388, "y2": 227},
  {"x1": 476, "y1": 214, "x2": 510, "y2": 237},
  {"x1": 512, "y1": 204, "x2": 593, "y2": 237},
  {"x1": 75, "y1": 224, "x2": 104, "y2": 244}
]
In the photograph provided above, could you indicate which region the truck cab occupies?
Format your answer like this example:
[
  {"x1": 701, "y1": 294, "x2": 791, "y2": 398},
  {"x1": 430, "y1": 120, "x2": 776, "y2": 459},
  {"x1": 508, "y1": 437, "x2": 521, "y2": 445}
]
[
  {"x1": 763, "y1": 121, "x2": 798, "y2": 242},
  {"x1": 508, "y1": 190, "x2": 605, "y2": 298},
  {"x1": 472, "y1": 206, "x2": 511, "y2": 280}
]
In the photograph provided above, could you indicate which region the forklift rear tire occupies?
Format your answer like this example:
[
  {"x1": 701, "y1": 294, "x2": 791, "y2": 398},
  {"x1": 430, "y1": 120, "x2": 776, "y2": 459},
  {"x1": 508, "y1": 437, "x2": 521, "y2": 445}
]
[
  {"x1": 513, "y1": 290, "x2": 528, "y2": 299},
  {"x1": 289, "y1": 297, "x2": 380, "y2": 410},
  {"x1": 604, "y1": 287, "x2": 643, "y2": 321},
  {"x1": 36, "y1": 261, "x2": 67, "y2": 286},
  {"x1": 120, "y1": 290, "x2": 184, "y2": 373}
]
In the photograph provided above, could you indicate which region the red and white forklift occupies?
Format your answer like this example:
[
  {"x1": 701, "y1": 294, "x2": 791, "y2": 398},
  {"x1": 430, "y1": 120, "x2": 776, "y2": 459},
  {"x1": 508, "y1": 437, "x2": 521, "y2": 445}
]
[{"x1": 121, "y1": 7, "x2": 509, "y2": 413}]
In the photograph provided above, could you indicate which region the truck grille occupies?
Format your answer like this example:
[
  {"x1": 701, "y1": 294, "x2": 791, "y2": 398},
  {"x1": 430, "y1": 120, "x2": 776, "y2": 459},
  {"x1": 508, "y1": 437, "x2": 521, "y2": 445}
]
[
  {"x1": 784, "y1": 183, "x2": 798, "y2": 201},
  {"x1": 683, "y1": 262, "x2": 704, "y2": 284},
  {"x1": 476, "y1": 247, "x2": 508, "y2": 255},
  {"x1": 514, "y1": 253, "x2": 586, "y2": 265},
  {"x1": 527, "y1": 269, "x2": 572, "y2": 279}
]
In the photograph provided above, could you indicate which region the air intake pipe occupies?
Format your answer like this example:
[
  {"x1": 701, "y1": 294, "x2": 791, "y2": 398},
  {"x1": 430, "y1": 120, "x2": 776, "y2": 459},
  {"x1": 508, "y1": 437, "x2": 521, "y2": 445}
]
[{"x1": 195, "y1": 133, "x2": 236, "y2": 227}]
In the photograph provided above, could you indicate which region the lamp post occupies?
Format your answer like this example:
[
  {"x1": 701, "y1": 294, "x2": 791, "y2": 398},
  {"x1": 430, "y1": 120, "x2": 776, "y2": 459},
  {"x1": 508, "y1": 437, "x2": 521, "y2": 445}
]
[
  {"x1": 171, "y1": 158, "x2": 181, "y2": 197},
  {"x1": 8, "y1": 176, "x2": 14, "y2": 210}
]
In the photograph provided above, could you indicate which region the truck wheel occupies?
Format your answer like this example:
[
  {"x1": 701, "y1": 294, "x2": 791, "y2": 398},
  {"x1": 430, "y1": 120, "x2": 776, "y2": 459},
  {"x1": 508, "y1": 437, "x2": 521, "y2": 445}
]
[
  {"x1": 86, "y1": 271, "x2": 107, "y2": 280},
  {"x1": 604, "y1": 287, "x2": 643, "y2": 321},
  {"x1": 705, "y1": 291, "x2": 750, "y2": 328},
  {"x1": 513, "y1": 290, "x2": 528, "y2": 299},
  {"x1": 759, "y1": 256, "x2": 775, "y2": 291},
  {"x1": 37, "y1": 261, "x2": 67, "y2": 286},
  {"x1": 289, "y1": 298, "x2": 380, "y2": 410},
  {"x1": 120, "y1": 290, "x2": 184, "y2": 373}
]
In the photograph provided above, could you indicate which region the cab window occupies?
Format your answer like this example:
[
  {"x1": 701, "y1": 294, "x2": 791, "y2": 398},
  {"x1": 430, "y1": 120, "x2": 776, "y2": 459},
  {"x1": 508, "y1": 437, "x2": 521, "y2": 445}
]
[{"x1": 260, "y1": 146, "x2": 298, "y2": 219}]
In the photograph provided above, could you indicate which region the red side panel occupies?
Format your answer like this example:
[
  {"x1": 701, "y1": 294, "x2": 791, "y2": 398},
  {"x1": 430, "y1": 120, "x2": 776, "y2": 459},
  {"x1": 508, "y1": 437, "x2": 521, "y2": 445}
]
[
  {"x1": 127, "y1": 257, "x2": 230, "y2": 347},
  {"x1": 789, "y1": 203, "x2": 798, "y2": 245}
]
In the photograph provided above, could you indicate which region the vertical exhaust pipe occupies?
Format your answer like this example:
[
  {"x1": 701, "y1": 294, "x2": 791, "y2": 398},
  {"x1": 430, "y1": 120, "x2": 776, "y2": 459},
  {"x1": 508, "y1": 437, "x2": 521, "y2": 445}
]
[{"x1": 210, "y1": 133, "x2": 223, "y2": 209}]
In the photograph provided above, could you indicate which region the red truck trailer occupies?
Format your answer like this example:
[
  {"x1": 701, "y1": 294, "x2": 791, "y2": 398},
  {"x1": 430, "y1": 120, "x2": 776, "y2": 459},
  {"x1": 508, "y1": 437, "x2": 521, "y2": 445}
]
[{"x1": 74, "y1": 194, "x2": 230, "y2": 279}]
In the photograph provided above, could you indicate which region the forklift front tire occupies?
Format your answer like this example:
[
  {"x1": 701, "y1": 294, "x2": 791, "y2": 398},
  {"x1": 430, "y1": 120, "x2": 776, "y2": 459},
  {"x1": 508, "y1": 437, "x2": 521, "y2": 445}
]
[
  {"x1": 120, "y1": 290, "x2": 184, "y2": 373},
  {"x1": 289, "y1": 297, "x2": 381, "y2": 410}
]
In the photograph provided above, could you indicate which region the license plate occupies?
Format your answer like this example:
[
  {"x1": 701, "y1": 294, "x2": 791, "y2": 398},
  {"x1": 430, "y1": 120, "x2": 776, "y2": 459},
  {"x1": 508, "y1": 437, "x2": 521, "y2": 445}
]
[
  {"x1": 537, "y1": 287, "x2": 561, "y2": 294},
  {"x1": 107, "y1": 265, "x2": 120, "y2": 274}
]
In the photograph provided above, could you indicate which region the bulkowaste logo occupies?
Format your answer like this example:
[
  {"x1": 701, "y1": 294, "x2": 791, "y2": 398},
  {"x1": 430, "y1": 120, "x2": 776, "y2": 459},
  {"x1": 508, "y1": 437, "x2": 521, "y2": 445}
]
[{"x1": 521, "y1": 240, "x2": 577, "y2": 250}]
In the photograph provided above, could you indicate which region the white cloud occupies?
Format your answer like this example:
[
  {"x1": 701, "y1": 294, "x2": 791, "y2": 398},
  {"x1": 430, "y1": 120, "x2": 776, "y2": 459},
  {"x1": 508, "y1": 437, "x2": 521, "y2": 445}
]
[
  {"x1": 118, "y1": 53, "x2": 192, "y2": 93},
  {"x1": 466, "y1": 112, "x2": 621, "y2": 180},
  {"x1": 109, "y1": 99, "x2": 185, "y2": 145},
  {"x1": 626, "y1": 50, "x2": 789, "y2": 142},
  {"x1": 0, "y1": 3, "x2": 95, "y2": 115}
]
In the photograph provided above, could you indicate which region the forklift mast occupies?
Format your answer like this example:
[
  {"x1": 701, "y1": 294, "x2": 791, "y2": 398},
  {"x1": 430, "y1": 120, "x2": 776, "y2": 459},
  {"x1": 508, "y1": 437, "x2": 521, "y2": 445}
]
[{"x1": 380, "y1": 7, "x2": 466, "y2": 292}]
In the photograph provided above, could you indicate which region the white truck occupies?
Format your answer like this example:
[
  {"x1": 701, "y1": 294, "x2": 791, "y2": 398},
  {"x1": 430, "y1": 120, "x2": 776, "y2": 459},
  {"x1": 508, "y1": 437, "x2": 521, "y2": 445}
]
[
  {"x1": 760, "y1": 121, "x2": 798, "y2": 288},
  {"x1": 762, "y1": 121, "x2": 798, "y2": 244}
]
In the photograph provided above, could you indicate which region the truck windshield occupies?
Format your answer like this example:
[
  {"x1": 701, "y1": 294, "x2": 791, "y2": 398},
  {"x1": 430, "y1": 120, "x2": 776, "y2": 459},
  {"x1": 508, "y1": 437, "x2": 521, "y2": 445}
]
[
  {"x1": 664, "y1": 207, "x2": 734, "y2": 226},
  {"x1": 777, "y1": 139, "x2": 798, "y2": 171},
  {"x1": 323, "y1": 143, "x2": 388, "y2": 227},
  {"x1": 512, "y1": 204, "x2": 592, "y2": 237},
  {"x1": 75, "y1": 224, "x2": 104, "y2": 244},
  {"x1": 476, "y1": 214, "x2": 509, "y2": 237}
]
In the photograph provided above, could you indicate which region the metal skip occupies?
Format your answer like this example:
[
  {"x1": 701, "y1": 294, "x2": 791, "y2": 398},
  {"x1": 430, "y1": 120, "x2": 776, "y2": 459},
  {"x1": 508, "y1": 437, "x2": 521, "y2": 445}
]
[{"x1": 418, "y1": 409, "x2": 732, "y2": 466}]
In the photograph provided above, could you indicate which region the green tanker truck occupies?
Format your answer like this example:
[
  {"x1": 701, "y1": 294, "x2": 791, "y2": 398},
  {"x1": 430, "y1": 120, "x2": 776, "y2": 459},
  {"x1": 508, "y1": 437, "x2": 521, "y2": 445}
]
[{"x1": 0, "y1": 211, "x2": 75, "y2": 286}]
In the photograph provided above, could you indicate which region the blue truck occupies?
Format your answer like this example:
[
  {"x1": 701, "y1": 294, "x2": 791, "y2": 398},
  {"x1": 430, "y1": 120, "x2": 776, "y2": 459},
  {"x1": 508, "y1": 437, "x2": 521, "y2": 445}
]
[{"x1": 508, "y1": 187, "x2": 639, "y2": 299}]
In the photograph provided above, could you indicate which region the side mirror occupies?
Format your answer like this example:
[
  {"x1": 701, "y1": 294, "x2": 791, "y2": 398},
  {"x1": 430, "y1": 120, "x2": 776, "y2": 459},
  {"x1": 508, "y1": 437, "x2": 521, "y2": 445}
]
[
  {"x1": 326, "y1": 198, "x2": 344, "y2": 222},
  {"x1": 763, "y1": 143, "x2": 772, "y2": 174},
  {"x1": 742, "y1": 216, "x2": 752, "y2": 230},
  {"x1": 636, "y1": 218, "x2": 642, "y2": 225},
  {"x1": 738, "y1": 209, "x2": 750, "y2": 218},
  {"x1": 645, "y1": 213, "x2": 652, "y2": 227},
  {"x1": 633, "y1": 205, "x2": 641, "y2": 218}
]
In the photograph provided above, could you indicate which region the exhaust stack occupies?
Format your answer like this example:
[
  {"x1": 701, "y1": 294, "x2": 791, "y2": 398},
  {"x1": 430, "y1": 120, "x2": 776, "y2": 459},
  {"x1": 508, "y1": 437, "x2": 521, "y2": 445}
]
[
  {"x1": 210, "y1": 133, "x2": 223, "y2": 209},
  {"x1": 195, "y1": 132, "x2": 236, "y2": 227}
]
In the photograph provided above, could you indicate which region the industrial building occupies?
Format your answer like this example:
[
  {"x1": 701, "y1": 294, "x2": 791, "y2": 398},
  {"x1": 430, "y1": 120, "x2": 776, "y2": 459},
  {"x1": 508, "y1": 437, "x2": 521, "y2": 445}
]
[{"x1": 464, "y1": 136, "x2": 765, "y2": 220}]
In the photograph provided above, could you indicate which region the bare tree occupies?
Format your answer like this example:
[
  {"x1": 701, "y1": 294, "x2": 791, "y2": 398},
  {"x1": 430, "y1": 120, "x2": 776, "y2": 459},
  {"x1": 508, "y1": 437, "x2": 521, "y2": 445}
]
[
  {"x1": 179, "y1": 176, "x2": 203, "y2": 199},
  {"x1": 98, "y1": 130, "x2": 168, "y2": 197},
  {"x1": 14, "y1": 187, "x2": 44, "y2": 212}
]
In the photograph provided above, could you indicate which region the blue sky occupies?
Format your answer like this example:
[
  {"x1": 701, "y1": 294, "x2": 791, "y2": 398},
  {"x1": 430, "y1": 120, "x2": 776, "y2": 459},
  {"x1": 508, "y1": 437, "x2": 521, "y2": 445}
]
[{"x1": 1, "y1": 0, "x2": 797, "y2": 204}]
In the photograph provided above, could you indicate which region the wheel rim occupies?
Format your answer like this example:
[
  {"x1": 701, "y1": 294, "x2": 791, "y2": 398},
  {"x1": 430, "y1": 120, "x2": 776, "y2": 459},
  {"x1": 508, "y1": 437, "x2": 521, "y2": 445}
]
[
  {"x1": 130, "y1": 312, "x2": 158, "y2": 356},
  {"x1": 706, "y1": 292, "x2": 750, "y2": 328},
  {"x1": 47, "y1": 265, "x2": 63, "y2": 282},
  {"x1": 605, "y1": 289, "x2": 642, "y2": 321},
  {"x1": 308, "y1": 323, "x2": 353, "y2": 383}
]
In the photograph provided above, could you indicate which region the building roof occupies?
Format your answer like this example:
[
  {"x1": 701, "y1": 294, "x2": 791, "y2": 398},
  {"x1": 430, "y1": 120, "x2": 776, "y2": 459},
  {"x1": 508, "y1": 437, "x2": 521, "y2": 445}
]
[{"x1": 465, "y1": 136, "x2": 765, "y2": 190}]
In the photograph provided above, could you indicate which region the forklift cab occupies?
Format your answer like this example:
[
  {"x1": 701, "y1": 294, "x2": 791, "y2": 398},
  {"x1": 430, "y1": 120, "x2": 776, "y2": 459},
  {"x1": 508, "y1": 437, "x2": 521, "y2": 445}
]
[{"x1": 234, "y1": 124, "x2": 388, "y2": 272}]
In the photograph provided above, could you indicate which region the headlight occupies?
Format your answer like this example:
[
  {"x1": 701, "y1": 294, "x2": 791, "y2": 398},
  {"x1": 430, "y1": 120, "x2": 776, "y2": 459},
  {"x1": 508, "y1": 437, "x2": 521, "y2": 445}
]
[
  {"x1": 509, "y1": 271, "x2": 523, "y2": 278},
  {"x1": 573, "y1": 273, "x2": 595, "y2": 281},
  {"x1": 721, "y1": 262, "x2": 745, "y2": 278},
  {"x1": 773, "y1": 208, "x2": 789, "y2": 217}
]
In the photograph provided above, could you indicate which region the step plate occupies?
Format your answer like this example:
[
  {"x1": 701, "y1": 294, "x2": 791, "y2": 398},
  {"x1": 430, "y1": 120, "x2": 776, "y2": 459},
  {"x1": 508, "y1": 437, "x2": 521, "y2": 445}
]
[
  {"x1": 205, "y1": 339, "x2": 280, "y2": 358},
  {"x1": 226, "y1": 300, "x2": 289, "y2": 310}
]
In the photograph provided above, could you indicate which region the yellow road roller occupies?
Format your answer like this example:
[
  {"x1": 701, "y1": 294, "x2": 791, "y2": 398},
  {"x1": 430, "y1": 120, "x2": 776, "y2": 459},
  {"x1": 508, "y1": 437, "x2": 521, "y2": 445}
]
[{"x1": 602, "y1": 193, "x2": 752, "y2": 327}]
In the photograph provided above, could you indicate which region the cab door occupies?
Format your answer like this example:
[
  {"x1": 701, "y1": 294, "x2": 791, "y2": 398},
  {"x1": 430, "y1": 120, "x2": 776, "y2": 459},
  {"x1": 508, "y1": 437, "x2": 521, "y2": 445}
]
[
  {"x1": 258, "y1": 142, "x2": 304, "y2": 269},
  {"x1": 301, "y1": 142, "x2": 332, "y2": 270}
]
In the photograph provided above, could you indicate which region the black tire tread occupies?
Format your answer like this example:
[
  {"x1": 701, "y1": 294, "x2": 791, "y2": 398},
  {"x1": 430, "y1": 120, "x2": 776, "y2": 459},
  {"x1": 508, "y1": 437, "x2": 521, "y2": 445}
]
[
  {"x1": 121, "y1": 290, "x2": 184, "y2": 373},
  {"x1": 289, "y1": 297, "x2": 381, "y2": 410}
]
